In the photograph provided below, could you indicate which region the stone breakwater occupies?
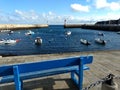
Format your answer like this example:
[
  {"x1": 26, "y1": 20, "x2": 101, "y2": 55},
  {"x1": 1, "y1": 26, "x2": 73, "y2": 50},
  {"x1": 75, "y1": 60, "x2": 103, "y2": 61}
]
[
  {"x1": 64, "y1": 24, "x2": 120, "y2": 31},
  {"x1": 0, "y1": 24, "x2": 49, "y2": 30}
]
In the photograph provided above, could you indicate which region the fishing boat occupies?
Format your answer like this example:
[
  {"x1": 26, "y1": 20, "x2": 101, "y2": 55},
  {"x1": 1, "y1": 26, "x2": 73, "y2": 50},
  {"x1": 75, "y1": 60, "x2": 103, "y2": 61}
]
[
  {"x1": 8, "y1": 30, "x2": 14, "y2": 34},
  {"x1": 0, "y1": 30, "x2": 11, "y2": 32},
  {"x1": 65, "y1": 31, "x2": 71, "y2": 36},
  {"x1": 25, "y1": 30, "x2": 35, "y2": 35},
  {"x1": 98, "y1": 32, "x2": 104, "y2": 36},
  {"x1": 117, "y1": 31, "x2": 120, "y2": 34},
  {"x1": 0, "y1": 39, "x2": 20, "y2": 45},
  {"x1": 80, "y1": 39, "x2": 91, "y2": 45},
  {"x1": 95, "y1": 38, "x2": 106, "y2": 45},
  {"x1": 35, "y1": 37, "x2": 42, "y2": 45}
]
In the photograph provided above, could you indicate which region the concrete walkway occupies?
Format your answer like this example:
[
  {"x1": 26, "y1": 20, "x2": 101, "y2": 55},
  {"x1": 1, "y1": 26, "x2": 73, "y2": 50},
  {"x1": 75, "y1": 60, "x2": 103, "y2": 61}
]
[{"x1": 0, "y1": 50, "x2": 120, "y2": 90}]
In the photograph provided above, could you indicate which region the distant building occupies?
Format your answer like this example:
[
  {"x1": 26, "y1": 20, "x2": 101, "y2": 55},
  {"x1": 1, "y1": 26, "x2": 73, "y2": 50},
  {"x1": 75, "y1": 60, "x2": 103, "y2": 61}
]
[{"x1": 95, "y1": 18, "x2": 120, "y2": 25}]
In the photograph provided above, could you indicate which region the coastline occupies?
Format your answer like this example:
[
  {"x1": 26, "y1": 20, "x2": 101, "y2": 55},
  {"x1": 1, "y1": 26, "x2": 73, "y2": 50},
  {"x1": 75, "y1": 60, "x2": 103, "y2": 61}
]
[
  {"x1": 0, "y1": 24, "x2": 49, "y2": 30},
  {"x1": 0, "y1": 50, "x2": 119, "y2": 64}
]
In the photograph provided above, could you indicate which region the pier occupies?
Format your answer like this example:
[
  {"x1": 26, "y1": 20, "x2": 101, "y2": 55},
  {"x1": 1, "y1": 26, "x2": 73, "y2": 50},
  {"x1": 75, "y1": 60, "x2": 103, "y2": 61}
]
[
  {"x1": 0, "y1": 24, "x2": 49, "y2": 30},
  {"x1": 0, "y1": 50, "x2": 120, "y2": 90},
  {"x1": 64, "y1": 24, "x2": 120, "y2": 31}
]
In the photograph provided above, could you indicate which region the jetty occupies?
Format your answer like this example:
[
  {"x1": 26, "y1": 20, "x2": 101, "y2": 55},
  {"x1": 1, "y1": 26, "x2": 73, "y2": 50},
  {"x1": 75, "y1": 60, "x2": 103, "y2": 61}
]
[
  {"x1": 0, "y1": 24, "x2": 48, "y2": 30},
  {"x1": 64, "y1": 24, "x2": 120, "y2": 31},
  {"x1": 0, "y1": 50, "x2": 120, "y2": 90}
]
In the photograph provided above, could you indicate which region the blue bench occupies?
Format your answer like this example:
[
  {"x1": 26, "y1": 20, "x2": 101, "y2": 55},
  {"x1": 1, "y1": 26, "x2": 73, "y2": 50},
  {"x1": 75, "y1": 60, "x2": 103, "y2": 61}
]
[{"x1": 0, "y1": 55, "x2": 93, "y2": 90}]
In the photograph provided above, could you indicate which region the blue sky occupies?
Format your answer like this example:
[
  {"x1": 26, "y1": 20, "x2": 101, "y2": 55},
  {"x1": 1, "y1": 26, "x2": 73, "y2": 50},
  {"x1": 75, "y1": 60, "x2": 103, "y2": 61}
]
[{"x1": 0, "y1": 0, "x2": 120, "y2": 24}]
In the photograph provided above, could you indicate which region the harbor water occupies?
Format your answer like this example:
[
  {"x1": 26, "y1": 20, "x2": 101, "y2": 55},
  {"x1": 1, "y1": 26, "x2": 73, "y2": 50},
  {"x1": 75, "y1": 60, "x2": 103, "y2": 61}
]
[{"x1": 0, "y1": 25, "x2": 120, "y2": 56}]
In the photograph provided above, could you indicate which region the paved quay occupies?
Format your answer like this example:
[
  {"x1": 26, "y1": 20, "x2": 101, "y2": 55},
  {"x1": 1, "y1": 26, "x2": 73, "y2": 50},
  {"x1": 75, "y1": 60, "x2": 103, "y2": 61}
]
[
  {"x1": 0, "y1": 50, "x2": 120, "y2": 90},
  {"x1": 0, "y1": 24, "x2": 48, "y2": 30}
]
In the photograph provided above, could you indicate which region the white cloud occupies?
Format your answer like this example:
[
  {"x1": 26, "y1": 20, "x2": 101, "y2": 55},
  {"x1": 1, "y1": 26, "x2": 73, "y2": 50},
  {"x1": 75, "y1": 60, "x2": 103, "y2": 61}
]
[
  {"x1": 15, "y1": 10, "x2": 39, "y2": 21},
  {"x1": 0, "y1": 9, "x2": 120, "y2": 24},
  {"x1": 95, "y1": 0, "x2": 108, "y2": 9},
  {"x1": 71, "y1": 3, "x2": 89, "y2": 12},
  {"x1": 95, "y1": 0, "x2": 120, "y2": 11},
  {"x1": 109, "y1": 2, "x2": 120, "y2": 11}
]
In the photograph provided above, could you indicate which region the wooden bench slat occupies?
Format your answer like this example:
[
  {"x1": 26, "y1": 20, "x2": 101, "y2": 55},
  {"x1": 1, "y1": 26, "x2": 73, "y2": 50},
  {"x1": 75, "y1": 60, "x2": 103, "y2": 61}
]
[{"x1": 0, "y1": 65, "x2": 89, "y2": 83}]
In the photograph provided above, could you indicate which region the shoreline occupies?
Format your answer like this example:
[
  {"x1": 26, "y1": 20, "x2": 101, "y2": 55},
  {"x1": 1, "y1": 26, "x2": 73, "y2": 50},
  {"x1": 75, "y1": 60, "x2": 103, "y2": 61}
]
[
  {"x1": 1, "y1": 49, "x2": 120, "y2": 58},
  {"x1": 0, "y1": 24, "x2": 49, "y2": 30}
]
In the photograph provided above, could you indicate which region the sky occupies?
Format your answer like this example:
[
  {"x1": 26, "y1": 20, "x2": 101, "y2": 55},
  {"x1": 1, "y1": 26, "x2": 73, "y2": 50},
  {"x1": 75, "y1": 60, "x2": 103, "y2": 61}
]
[{"x1": 0, "y1": 0, "x2": 120, "y2": 24}]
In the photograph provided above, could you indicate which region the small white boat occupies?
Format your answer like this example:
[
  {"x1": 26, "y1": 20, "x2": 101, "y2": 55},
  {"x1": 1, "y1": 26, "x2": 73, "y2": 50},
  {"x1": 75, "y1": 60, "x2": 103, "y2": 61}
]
[
  {"x1": 0, "y1": 39, "x2": 20, "y2": 45},
  {"x1": 25, "y1": 30, "x2": 35, "y2": 35},
  {"x1": 35, "y1": 37, "x2": 42, "y2": 45},
  {"x1": 98, "y1": 32, "x2": 104, "y2": 36},
  {"x1": 65, "y1": 31, "x2": 71, "y2": 36},
  {"x1": 0, "y1": 30, "x2": 11, "y2": 32},
  {"x1": 8, "y1": 30, "x2": 14, "y2": 34},
  {"x1": 117, "y1": 31, "x2": 120, "y2": 34},
  {"x1": 95, "y1": 38, "x2": 106, "y2": 45},
  {"x1": 80, "y1": 39, "x2": 91, "y2": 45}
]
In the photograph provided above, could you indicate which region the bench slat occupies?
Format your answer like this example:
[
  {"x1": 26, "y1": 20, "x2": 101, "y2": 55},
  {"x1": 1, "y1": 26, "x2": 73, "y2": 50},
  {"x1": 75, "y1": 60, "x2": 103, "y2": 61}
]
[{"x1": 0, "y1": 65, "x2": 89, "y2": 83}]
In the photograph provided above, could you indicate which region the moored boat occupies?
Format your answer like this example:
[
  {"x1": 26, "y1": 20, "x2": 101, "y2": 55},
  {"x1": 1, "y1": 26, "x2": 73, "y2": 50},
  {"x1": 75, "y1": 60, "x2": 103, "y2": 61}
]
[
  {"x1": 35, "y1": 37, "x2": 42, "y2": 45},
  {"x1": 65, "y1": 31, "x2": 71, "y2": 36},
  {"x1": 117, "y1": 31, "x2": 120, "y2": 34},
  {"x1": 80, "y1": 39, "x2": 91, "y2": 45},
  {"x1": 95, "y1": 38, "x2": 106, "y2": 45},
  {"x1": 0, "y1": 39, "x2": 20, "y2": 45},
  {"x1": 98, "y1": 32, "x2": 104, "y2": 36},
  {"x1": 25, "y1": 30, "x2": 35, "y2": 35},
  {"x1": 8, "y1": 30, "x2": 14, "y2": 34}
]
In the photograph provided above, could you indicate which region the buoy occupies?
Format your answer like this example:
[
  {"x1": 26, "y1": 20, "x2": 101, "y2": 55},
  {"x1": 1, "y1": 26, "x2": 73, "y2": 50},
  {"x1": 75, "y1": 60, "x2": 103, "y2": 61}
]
[{"x1": 101, "y1": 74, "x2": 118, "y2": 90}]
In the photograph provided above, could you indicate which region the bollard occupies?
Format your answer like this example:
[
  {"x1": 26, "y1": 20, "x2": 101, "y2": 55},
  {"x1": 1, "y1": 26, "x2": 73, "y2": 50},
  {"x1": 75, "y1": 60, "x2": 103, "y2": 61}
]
[{"x1": 101, "y1": 74, "x2": 118, "y2": 90}]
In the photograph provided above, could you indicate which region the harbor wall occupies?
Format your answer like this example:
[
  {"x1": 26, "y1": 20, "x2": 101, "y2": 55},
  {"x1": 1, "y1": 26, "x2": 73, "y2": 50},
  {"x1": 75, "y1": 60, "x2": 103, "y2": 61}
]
[
  {"x1": 0, "y1": 24, "x2": 49, "y2": 30},
  {"x1": 64, "y1": 24, "x2": 120, "y2": 31}
]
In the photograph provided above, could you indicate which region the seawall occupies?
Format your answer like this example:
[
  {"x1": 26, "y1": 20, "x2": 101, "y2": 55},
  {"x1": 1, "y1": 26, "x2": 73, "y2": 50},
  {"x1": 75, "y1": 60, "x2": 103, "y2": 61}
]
[
  {"x1": 0, "y1": 24, "x2": 49, "y2": 30},
  {"x1": 64, "y1": 24, "x2": 120, "y2": 31}
]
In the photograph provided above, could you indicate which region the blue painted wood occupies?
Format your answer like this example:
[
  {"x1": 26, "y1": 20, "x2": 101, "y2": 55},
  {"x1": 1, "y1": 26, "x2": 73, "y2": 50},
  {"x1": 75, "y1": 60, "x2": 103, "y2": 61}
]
[
  {"x1": 0, "y1": 56, "x2": 92, "y2": 76},
  {"x1": 0, "y1": 65, "x2": 89, "y2": 83},
  {"x1": 0, "y1": 55, "x2": 93, "y2": 90},
  {"x1": 13, "y1": 66, "x2": 22, "y2": 90},
  {"x1": 71, "y1": 72, "x2": 79, "y2": 86},
  {"x1": 0, "y1": 65, "x2": 13, "y2": 76},
  {"x1": 79, "y1": 56, "x2": 84, "y2": 90}
]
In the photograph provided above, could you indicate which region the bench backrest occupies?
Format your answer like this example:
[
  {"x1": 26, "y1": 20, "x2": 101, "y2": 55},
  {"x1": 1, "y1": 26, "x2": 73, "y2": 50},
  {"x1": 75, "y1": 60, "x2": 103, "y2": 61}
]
[{"x1": 0, "y1": 56, "x2": 93, "y2": 77}]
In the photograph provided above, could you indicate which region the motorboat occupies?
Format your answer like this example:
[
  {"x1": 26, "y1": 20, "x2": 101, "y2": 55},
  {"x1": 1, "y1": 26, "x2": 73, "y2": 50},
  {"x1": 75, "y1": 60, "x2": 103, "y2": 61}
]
[
  {"x1": 65, "y1": 31, "x2": 71, "y2": 36},
  {"x1": 98, "y1": 32, "x2": 104, "y2": 36},
  {"x1": 8, "y1": 30, "x2": 14, "y2": 34},
  {"x1": 80, "y1": 39, "x2": 91, "y2": 45},
  {"x1": 25, "y1": 30, "x2": 35, "y2": 35},
  {"x1": 0, "y1": 39, "x2": 20, "y2": 45},
  {"x1": 95, "y1": 38, "x2": 106, "y2": 45},
  {"x1": 0, "y1": 30, "x2": 11, "y2": 32},
  {"x1": 35, "y1": 37, "x2": 42, "y2": 45},
  {"x1": 117, "y1": 31, "x2": 120, "y2": 34}
]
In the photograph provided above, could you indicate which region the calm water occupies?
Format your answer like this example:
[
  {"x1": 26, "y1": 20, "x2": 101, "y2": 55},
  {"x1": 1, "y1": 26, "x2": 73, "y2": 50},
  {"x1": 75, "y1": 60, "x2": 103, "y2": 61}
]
[{"x1": 0, "y1": 25, "x2": 120, "y2": 56}]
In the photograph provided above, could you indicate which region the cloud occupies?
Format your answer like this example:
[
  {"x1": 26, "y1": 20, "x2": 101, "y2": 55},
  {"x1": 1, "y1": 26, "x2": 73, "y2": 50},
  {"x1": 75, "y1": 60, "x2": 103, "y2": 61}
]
[
  {"x1": 0, "y1": 9, "x2": 120, "y2": 24},
  {"x1": 95, "y1": 0, "x2": 120, "y2": 11},
  {"x1": 15, "y1": 10, "x2": 39, "y2": 21},
  {"x1": 95, "y1": 0, "x2": 108, "y2": 9},
  {"x1": 71, "y1": 3, "x2": 89, "y2": 12},
  {"x1": 109, "y1": 2, "x2": 120, "y2": 11}
]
